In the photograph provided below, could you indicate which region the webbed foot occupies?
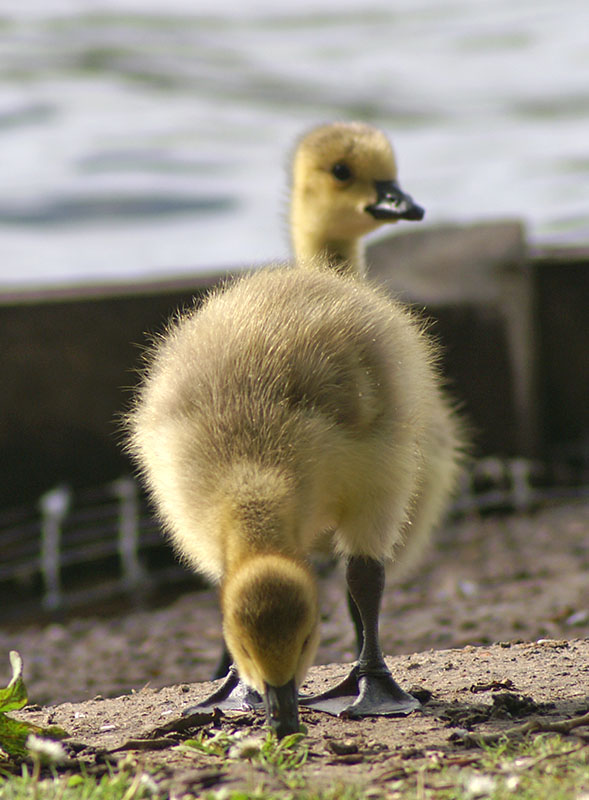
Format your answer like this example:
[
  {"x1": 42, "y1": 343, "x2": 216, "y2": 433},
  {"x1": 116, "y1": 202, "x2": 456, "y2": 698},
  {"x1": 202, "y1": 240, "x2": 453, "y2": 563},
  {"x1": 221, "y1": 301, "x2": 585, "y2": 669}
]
[
  {"x1": 300, "y1": 665, "x2": 419, "y2": 718},
  {"x1": 183, "y1": 665, "x2": 263, "y2": 715}
]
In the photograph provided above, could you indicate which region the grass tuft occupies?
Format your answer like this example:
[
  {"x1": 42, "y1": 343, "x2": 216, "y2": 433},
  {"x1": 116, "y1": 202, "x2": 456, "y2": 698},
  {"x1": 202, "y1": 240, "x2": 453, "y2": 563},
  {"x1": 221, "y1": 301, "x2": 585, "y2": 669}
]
[{"x1": 0, "y1": 766, "x2": 159, "y2": 800}]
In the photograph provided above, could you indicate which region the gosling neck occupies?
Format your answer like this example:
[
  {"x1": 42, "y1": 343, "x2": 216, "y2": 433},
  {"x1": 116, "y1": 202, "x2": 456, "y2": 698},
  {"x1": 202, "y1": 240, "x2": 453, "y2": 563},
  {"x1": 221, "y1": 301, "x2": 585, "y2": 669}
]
[
  {"x1": 221, "y1": 497, "x2": 299, "y2": 575},
  {"x1": 293, "y1": 231, "x2": 367, "y2": 278}
]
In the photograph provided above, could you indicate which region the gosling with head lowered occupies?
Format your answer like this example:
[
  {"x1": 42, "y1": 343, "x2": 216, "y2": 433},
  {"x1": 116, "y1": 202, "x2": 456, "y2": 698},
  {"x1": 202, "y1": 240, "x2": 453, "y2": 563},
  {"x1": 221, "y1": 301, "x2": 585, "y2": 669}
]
[{"x1": 127, "y1": 122, "x2": 465, "y2": 738}]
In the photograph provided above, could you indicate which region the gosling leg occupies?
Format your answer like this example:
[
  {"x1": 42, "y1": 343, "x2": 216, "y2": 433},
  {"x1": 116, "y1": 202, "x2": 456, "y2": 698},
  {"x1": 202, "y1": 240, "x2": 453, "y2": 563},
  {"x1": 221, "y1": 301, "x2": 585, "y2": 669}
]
[
  {"x1": 212, "y1": 644, "x2": 232, "y2": 679},
  {"x1": 346, "y1": 586, "x2": 364, "y2": 654},
  {"x1": 301, "y1": 556, "x2": 419, "y2": 717}
]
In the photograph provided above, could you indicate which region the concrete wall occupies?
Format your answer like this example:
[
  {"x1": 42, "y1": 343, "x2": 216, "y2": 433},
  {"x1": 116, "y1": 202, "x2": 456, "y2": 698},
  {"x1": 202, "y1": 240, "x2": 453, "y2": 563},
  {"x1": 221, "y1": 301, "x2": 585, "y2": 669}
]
[
  {"x1": 0, "y1": 278, "x2": 214, "y2": 506},
  {"x1": 533, "y1": 251, "x2": 589, "y2": 463}
]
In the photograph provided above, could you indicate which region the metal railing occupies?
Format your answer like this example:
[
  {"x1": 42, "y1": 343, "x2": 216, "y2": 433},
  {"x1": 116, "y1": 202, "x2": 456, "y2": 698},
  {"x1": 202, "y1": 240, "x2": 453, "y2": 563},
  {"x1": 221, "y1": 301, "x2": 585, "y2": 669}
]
[{"x1": 0, "y1": 458, "x2": 587, "y2": 620}]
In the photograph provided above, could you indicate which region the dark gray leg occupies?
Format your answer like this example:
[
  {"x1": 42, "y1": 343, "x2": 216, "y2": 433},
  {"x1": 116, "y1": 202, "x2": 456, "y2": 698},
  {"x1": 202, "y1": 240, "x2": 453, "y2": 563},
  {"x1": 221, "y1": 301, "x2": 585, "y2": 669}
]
[
  {"x1": 212, "y1": 644, "x2": 232, "y2": 680},
  {"x1": 343, "y1": 556, "x2": 419, "y2": 716},
  {"x1": 348, "y1": 555, "x2": 387, "y2": 670},
  {"x1": 301, "y1": 556, "x2": 419, "y2": 717},
  {"x1": 346, "y1": 586, "x2": 364, "y2": 655}
]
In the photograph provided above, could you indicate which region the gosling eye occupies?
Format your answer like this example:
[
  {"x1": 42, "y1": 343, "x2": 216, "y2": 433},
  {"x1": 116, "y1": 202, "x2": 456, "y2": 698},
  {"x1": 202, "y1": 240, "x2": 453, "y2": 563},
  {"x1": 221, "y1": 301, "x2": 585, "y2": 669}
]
[{"x1": 331, "y1": 162, "x2": 353, "y2": 182}]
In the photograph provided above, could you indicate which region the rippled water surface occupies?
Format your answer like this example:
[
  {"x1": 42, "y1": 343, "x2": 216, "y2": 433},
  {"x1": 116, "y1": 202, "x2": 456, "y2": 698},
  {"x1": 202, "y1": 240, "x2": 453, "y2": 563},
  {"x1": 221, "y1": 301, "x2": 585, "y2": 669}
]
[{"x1": 1, "y1": 0, "x2": 588, "y2": 288}]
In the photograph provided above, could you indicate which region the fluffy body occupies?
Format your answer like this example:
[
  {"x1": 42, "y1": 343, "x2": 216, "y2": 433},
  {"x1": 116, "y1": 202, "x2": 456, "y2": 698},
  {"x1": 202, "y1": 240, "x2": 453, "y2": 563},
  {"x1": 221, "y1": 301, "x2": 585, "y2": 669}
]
[{"x1": 128, "y1": 266, "x2": 461, "y2": 691}]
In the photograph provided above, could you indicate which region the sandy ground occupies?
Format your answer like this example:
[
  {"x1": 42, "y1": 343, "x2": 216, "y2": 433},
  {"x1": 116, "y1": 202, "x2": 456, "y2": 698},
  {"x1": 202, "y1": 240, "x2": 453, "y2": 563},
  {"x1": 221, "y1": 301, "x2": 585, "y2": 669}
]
[
  {"x1": 11, "y1": 639, "x2": 589, "y2": 796},
  {"x1": 1, "y1": 500, "x2": 587, "y2": 707},
  {"x1": 2, "y1": 499, "x2": 588, "y2": 795}
]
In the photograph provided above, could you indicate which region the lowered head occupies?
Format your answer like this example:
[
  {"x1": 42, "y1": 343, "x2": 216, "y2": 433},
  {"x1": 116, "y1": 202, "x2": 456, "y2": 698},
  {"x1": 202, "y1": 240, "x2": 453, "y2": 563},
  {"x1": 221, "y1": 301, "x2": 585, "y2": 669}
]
[
  {"x1": 291, "y1": 121, "x2": 424, "y2": 273},
  {"x1": 222, "y1": 554, "x2": 319, "y2": 738}
]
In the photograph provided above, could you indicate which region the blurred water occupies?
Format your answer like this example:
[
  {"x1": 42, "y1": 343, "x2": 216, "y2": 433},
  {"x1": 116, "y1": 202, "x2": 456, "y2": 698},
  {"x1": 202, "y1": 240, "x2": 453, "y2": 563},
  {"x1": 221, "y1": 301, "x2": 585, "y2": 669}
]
[{"x1": 1, "y1": 0, "x2": 588, "y2": 289}]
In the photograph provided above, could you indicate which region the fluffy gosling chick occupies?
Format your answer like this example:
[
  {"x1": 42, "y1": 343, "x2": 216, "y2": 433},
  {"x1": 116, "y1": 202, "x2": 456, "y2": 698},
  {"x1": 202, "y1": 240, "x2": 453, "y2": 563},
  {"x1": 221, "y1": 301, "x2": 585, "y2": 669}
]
[
  {"x1": 127, "y1": 123, "x2": 463, "y2": 736},
  {"x1": 291, "y1": 121, "x2": 424, "y2": 274}
]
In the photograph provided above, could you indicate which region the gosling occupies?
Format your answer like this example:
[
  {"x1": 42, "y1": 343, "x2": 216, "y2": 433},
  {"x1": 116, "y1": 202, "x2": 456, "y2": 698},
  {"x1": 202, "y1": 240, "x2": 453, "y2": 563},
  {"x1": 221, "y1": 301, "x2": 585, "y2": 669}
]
[
  {"x1": 126, "y1": 122, "x2": 464, "y2": 737},
  {"x1": 290, "y1": 120, "x2": 424, "y2": 274}
]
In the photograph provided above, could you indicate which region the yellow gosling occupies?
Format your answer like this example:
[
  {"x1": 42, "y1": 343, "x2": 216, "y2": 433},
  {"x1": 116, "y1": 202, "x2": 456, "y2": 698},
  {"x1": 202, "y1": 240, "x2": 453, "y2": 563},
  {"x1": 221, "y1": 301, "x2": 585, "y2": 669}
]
[
  {"x1": 291, "y1": 121, "x2": 423, "y2": 275},
  {"x1": 126, "y1": 122, "x2": 465, "y2": 737}
]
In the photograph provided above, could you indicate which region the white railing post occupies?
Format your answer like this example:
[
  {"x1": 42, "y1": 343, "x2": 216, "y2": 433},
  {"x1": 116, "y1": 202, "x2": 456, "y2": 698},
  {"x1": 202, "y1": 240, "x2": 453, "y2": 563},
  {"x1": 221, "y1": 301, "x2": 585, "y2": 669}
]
[
  {"x1": 112, "y1": 477, "x2": 145, "y2": 592},
  {"x1": 39, "y1": 486, "x2": 71, "y2": 611}
]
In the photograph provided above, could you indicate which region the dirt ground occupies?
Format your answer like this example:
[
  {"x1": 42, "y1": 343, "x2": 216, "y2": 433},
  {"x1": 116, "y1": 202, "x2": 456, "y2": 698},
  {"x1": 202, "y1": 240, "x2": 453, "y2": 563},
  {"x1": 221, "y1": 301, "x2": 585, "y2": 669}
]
[
  {"x1": 10, "y1": 639, "x2": 589, "y2": 797},
  {"x1": 2, "y1": 500, "x2": 589, "y2": 795}
]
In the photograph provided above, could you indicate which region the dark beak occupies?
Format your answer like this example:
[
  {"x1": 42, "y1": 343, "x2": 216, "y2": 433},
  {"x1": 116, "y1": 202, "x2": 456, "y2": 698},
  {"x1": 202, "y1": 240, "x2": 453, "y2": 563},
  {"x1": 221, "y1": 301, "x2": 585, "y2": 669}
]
[
  {"x1": 365, "y1": 180, "x2": 425, "y2": 222},
  {"x1": 263, "y1": 678, "x2": 299, "y2": 739}
]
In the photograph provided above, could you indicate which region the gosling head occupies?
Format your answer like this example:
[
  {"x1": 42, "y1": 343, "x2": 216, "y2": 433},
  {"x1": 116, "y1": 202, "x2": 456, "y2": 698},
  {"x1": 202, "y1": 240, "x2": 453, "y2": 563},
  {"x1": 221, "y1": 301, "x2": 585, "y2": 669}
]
[
  {"x1": 291, "y1": 121, "x2": 424, "y2": 271},
  {"x1": 222, "y1": 554, "x2": 319, "y2": 738}
]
